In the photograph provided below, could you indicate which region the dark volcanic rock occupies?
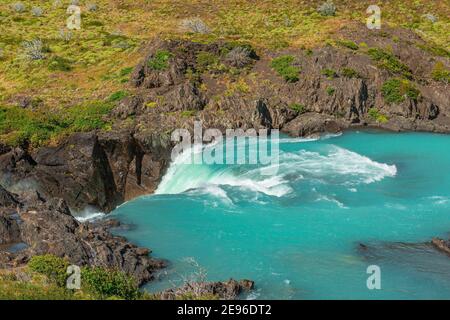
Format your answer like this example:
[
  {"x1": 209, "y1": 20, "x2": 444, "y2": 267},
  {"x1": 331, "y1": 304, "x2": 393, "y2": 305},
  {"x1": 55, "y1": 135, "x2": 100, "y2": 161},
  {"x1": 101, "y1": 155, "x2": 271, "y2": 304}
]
[{"x1": 0, "y1": 187, "x2": 164, "y2": 285}]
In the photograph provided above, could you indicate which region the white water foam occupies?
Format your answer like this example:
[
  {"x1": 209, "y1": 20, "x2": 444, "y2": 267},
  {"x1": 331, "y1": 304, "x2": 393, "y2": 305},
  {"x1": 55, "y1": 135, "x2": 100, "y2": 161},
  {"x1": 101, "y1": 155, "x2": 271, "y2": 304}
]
[
  {"x1": 156, "y1": 141, "x2": 397, "y2": 200},
  {"x1": 73, "y1": 207, "x2": 105, "y2": 222}
]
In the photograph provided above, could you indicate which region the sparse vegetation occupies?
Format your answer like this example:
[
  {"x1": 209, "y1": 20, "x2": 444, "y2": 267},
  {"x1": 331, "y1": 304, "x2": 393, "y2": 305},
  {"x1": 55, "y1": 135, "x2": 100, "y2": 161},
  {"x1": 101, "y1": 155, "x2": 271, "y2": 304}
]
[
  {"x1": 317, "y1": 0, "x2": 336, "y2": 16},
  {"x1": 180, "y1": 18, "x2": 210, "y2": 34},
  {"x1": 148, "y1": 50, "x2": 172, "y2": 71},
  {"x1": 368, "y1": 108, "x2": 388, "y2": 123},
  {"x1": 431, "y1": 61, "x2": 450, "y2": 83},
  {"x1": 341, "y1": 67, "x2": 360, "y2": 78},
  {"x1": 367, "y1": 47, "x2": 411, "y2": 78},
  {"x1": 196, "y1": 51, "x2": 220, "y2": 72},
  {"x1": 271, "y1": 55, "x2": 300, "y2": 82},
  {"x1": 381, "y1": 78, "x2": 420, "y2": 104},
  {"x1": 326, "y1": 86, "x2": 336, "y2": 95},
  {"x1": 289, "y1": 103, "x2": 306, "y2": 114},
  {"x1": 336, "y1": 40, "x2": 359, "y2": 50},
  {"x1": 321, "y1": 68, "x2": 338, "y2": 79}
]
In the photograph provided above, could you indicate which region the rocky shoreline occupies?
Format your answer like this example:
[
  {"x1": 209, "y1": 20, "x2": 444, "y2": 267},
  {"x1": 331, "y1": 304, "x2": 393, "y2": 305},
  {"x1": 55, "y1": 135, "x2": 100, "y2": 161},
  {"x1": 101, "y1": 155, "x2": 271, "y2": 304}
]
[{"x1": 0, "y1": 23, "x2": 449, "y2": 297}]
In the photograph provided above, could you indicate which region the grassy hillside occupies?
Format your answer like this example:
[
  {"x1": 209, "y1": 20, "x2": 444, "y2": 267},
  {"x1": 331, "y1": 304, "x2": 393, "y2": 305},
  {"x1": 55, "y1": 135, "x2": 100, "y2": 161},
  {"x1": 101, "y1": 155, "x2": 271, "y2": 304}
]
[{"x1": 0, "y1": 0, "x2": 448, "y2": 146}]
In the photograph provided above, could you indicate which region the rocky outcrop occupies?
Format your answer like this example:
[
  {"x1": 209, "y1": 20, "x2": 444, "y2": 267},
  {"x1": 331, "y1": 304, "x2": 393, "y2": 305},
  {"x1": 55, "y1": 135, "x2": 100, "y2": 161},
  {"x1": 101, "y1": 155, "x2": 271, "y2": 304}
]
[
  {"x1": 159, "y1": 279, "x2": 254, "y2": 300},
  {"x1": 431, "y1": 238, "x2": 450, "y2": 256},
  {"x1": 0, "y1": 130, "x2": 171, "y2": 213},
  {"x1": 0, "y1": 187, "x2": 164, "y2": 285}
]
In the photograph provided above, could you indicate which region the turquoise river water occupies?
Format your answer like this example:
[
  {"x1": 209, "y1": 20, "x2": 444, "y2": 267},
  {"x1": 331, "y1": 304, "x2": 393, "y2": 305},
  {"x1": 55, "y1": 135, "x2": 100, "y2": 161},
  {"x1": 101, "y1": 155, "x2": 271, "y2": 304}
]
[{"x1": 111, "y1": 131, "x2": 450, "y2": 299}]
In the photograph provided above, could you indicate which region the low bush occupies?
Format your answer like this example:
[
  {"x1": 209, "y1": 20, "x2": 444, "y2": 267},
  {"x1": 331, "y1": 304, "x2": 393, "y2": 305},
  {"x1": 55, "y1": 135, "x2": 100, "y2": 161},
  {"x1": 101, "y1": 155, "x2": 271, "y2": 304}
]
[
  {"x1": 180, "y1": 18, "x2": 210, "y2": 34},
  {"x1": 326, "y1": 86, "x2": 336, "y2": 95},
  {"x1": 148, "y1": 50, "x2": 172, "y2": 71},
  {"x1": 381, "y1": 78, "x2": 420, "y2": 104},
  {"x1": 271, "y1": 55, "x2": 300, "y2": 82},
  {"x1": 21, "y1": 39, "x2": 46, "y2": 61},
  {"x1": 368, "y1": 108, "x2": 388, "y2": 123},
  {"x1": 317, "y1": 1, "x2": 336, "y2": 16},
  {"x1": 81, "y1": 267, "x2": 139, "y2": 300},
  {"x1": 225, "y1": 47, "x2": 252, "y2": 68},
  {"x1": 431, "y1": 61, "x2": 450, "y2": 83},
  {"x1": 321, "y1": 68, "x2": 337, "y2": 79},
  {"x1": 341, "y1": 67, "x2": 360, "y2": 79},
  {"x1": 28, "y1": 255, "x2": 69, "y2": 287}
]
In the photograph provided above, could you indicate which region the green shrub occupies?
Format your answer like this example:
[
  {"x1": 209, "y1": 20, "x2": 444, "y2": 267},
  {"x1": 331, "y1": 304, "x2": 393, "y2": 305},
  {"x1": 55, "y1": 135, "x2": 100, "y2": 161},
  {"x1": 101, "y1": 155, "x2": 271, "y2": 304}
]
[
  {"x1": 81, "y1": 267, "x2": 139, "y2": 300},
  {"x1": 196, "y1": 51, "x2": 219, "y2": 71},
  {"x1": 271, "y1": 55, "x2": 300, "y2": 82},
  {"x1": 321, "y1": 68, "x2": 337, "y2": 79},
  {"x1": 48, "y1": 56, "x2": 72, "y2": 72},
  {"x1": 28, "y1": 255, "x2": 69, "y2": 287},
  {"x1": 368, "y1": 108, "x2": 388, "y2": 123},
  {"x1": 431, "y1": 61, "x2": 450, "y2": 83},
  {"x1": 289, "y1": 103, "x2": 306, "y2": 114},
  {"x1": 108, "y1": 90, "x2": 128, "y2": 102},
  {"x1": 326, "y1": 86, "x2": 335, "y2": 95},
  {"x1": 381, "y1": 78, "x2": 420, "y2": 104},
  {"x1": 341, "y1": 67, "x2": 360, "y2": 78},
  {"x1": 147, "y1": 50, "x2": 172, "y2": 71},
  {"x1": 367, "y1": 48, "x2": 411, "y2": 78},
  {"x1": 337, "y1": 40, "x2": 359, "y2": 50}
]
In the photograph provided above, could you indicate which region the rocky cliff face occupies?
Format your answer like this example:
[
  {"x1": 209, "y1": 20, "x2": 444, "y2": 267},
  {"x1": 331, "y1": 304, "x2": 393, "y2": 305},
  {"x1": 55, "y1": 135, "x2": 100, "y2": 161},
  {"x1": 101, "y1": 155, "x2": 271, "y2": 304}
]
[{"x1": 0, "y1": 187, "x2": 164, "y2": 285}]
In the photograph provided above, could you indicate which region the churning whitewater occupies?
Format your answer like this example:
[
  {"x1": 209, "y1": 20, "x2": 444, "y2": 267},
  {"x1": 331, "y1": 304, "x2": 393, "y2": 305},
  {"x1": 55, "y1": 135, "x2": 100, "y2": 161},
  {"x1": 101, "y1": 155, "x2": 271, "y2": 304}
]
[{"x1": 112, "y1": 131, "x2": 450, "y2": 299}]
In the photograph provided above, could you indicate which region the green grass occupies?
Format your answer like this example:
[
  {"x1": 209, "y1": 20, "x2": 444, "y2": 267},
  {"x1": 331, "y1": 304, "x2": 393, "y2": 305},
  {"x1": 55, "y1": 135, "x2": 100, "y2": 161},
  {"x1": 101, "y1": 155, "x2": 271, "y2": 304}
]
[
  {"x1": 271, "y1": 55, "x2": 300, "y2": 82},
  {"x1": 367, "y1": 47, "x2": 412, "y2": 78},
  {"x1": 147, "y1": 50, "x2": 172, "y2": 71},
  {"x1": 381, "y1": 78, "x2": 420, "y2": 104},
  {"x1": 0, "y1": 101, "x2": 114, "y2": 147},
  {"x1": 108, "y1": 90, "x2": 128, "y2": 102}
]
